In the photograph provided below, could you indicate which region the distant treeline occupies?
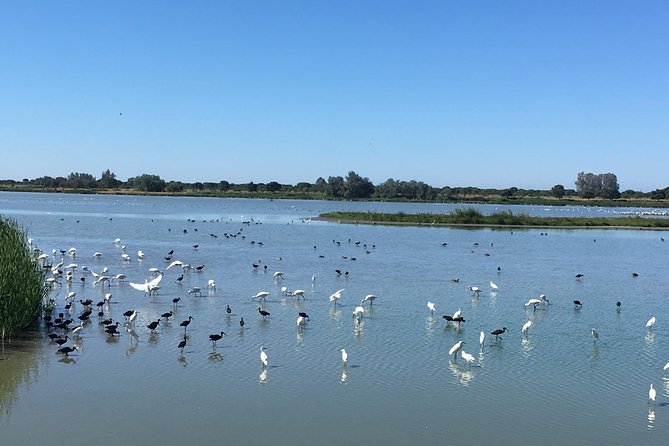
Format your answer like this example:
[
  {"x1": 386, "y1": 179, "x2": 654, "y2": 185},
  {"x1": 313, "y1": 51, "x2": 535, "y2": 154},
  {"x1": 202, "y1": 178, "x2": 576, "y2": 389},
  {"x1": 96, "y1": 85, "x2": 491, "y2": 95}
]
[{"x1": 2, "y1": 169, "x2": 669, "y2": 204}]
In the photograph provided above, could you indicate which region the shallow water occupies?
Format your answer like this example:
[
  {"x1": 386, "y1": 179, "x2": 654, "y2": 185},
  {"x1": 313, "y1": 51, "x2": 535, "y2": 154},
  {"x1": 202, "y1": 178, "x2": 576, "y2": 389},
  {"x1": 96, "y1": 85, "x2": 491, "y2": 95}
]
[{"x1": 1, "y1": 192, "x2": 669, "y2": 445}]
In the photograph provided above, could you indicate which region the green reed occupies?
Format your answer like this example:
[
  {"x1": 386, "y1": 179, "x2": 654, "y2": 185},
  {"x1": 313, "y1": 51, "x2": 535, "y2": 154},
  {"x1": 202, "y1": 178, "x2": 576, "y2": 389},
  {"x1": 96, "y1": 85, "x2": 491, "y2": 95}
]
[{"x1": 0, "y1": 217, "x2": 48, "y2": 339}]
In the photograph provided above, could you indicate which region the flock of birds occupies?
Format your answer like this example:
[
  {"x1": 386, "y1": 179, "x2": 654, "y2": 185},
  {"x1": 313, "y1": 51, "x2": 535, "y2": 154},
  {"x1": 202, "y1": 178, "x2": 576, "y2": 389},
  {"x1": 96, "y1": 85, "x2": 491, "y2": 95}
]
[{"x1": 28, "y1": 221, "x2": 669, "y2": 408}]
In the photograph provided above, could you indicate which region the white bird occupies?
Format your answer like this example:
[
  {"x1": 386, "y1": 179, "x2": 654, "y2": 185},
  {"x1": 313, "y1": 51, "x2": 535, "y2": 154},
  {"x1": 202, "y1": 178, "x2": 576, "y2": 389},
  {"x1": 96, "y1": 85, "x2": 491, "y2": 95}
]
[
  {"x1": 649, "y1": 384, "x2": 656, "y2": 402},
  {"x1": 94, "y1": 275, "x2": 110, "y2": 287},
  {"x1": 329, "y1": 288, "x2": 345, "y2": 305},
  {"x1": 341, "y1": 348, "x2": 348, "y2": 365},
  {"x1": 148, "y1": 267, "x2": 162, "y2": 274},
  {"x1": 293, "y1": 289, "x2": 306, "y2": 299},
  {"x1": 297, "y1": 316, "x2": 306, "y2": 327},
  {"x1": 522, "y1": 321, "x2": 532, "y2": 334},
  {"x1": 273, "y1": 271, "x2": 284, "y2": 279},
  {"x1": 524, "y1": 298, "x2": 542, "y2": 311},
  {"x1": 188, "y1": 287, "x2": 203, "y2": 296},
  {"x1": 469, "y1": 286, "x2": 481, "y2": 295},
  {"x1": 352, "y1": 306, "x2": 365, "y2": 319},
  {"x1": 461, "y1": 350, "x2": 475, "y2": 366},
  {"x1": 166, "y1": 260, "x2": 183, "y2": 270},
  {"x1": 490, "y1": 281, "x2": 499, "y2": 291},
  {"x1": 121, "y1": 253, "x2": 131, "y2": 262},
  {"x1": 93, "y1": 252, "x2": 102, "y2": 258},
  {"x1": 65, "y1": 263, "x2": 78, "y2": 271},
  {"x1": 104, "y1": 293, "x2": 112, "y2": 302},
  {"x1": 361, "y1": 294, "x2": 378, "y2": 305},
  {"x1": 113, "y1": 238, "x2": 121, "y2": 245},
  {"x1": 129, "y1": 273, "x2": 163, "y2": 295},
  {"x1": 252, "y1": 291, "x2": 270, "y2": 301},
  {"x1": 663, "y1": 361, "x2": 669, "y2": 371},
  {"x1": 112, "y1": 273, "x2": 126, "y2": 282},
  {"x1": 449, "y1": 340, "x2": 464, "y2": 358},
  {"x1": 128, "y1": 311, "x2": 138, "y2": 324},
  {"x1": 452, "y1": 308, "x2": 462, "y2": 320},
  {"x1": 260, "y1": 346, "x2": 268, "y2": 368},
  {"x1": 591, "y1": 328, "x2": 599, "y2": 342},
  {"x1": 280, "y1": 286, "x2": 292, "y2": 296},
  {"x1": 479, "y1": 331, "x2": 485, "y2": 346},
  {"x1": 207, "y1": 279, "x2": 216, "y2": 290},
  {"x1": 72, "y1": 322, "x2": 84, "y2": 335},
  {"x1": 647, "y1": 317, "x2": 656, "y2": 329},
  {"x1": 67, "y1": 291, "x2": 77, "y2": 300},
  {"x1": 427, "y1": 301, "x2": 436, "y2": 314}
]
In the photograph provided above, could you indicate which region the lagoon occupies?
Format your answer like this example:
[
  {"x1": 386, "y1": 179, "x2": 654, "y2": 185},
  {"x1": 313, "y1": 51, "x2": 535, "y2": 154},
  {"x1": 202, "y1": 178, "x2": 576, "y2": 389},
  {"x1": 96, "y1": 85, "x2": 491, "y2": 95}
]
[{"x1": 1, "y1": 192, "x2": 668, "y2": 445}]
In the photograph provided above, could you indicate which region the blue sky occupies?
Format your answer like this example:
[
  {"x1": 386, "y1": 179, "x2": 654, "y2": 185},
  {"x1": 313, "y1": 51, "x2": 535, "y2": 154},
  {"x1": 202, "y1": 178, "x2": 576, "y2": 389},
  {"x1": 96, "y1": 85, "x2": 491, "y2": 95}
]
[{"x1": 1, "y1": 1, "x2": 667, "y2": 191}]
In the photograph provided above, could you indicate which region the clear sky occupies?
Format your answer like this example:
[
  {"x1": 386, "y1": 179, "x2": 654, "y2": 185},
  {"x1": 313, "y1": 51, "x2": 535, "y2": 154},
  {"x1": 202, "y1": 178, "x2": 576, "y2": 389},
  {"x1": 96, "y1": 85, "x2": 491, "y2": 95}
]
[{"x1": 1, "y1": 1, "x2": 667, "y2": 191}]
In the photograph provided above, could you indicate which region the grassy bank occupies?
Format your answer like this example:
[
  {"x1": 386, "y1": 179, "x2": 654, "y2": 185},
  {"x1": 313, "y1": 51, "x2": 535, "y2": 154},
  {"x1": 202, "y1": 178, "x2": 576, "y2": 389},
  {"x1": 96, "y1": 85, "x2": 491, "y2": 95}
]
[
  {"x1": 0, "y1": 217, "x2": 48, "y2": 338},
  {"x1": 319, "y1": 208, "x2": 669, "y2": 229}
]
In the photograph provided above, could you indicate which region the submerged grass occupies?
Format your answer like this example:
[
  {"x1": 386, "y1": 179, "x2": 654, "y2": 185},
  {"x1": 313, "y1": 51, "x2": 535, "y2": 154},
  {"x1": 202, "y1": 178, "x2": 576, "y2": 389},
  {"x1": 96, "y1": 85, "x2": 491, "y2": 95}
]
[
  {"x1": 0, "y1": 217, "x2": 48, "y2": 338},
  {"x1": 320, "y1": 208, "x2": 669, "y2": 229}
]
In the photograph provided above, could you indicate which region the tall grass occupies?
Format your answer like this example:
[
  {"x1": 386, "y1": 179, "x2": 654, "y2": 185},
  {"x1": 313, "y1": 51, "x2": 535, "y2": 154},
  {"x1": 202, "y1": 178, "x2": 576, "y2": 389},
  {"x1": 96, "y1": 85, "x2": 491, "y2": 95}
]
[{"x1": 0, "y1": 217, "x2": 47, "y2": 338}]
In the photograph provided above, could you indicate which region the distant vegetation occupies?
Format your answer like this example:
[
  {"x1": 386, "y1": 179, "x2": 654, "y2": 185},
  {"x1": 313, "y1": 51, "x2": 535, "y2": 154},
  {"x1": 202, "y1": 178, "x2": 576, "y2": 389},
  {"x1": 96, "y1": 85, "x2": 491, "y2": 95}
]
[
  {"x1": 0, "y1": 218, "x2": 47, "y2": 338},
  {"x1": 2, "y1": 169, "x2": 669, "y2": 207},
  {"x1": 320, "y1": 208, "x2": 669, "y2": 229}
]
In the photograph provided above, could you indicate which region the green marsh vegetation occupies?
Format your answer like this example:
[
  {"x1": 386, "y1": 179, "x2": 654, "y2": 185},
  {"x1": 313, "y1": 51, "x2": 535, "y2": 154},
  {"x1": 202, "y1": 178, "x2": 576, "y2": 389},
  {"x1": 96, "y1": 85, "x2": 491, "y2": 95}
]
[
  {"x1": 320, "y1": 208, "x2": 669, "y2": 229},
  {"x1": 0, "y1": 217, "x2": 48, "y2": 339}
]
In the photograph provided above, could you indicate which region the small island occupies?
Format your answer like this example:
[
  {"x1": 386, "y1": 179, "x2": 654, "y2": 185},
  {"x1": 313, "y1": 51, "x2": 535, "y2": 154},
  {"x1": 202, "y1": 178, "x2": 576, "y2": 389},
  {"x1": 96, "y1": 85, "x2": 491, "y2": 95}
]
[{"x1": 319, "y1": 208, "x2": 669, "y2": 230}]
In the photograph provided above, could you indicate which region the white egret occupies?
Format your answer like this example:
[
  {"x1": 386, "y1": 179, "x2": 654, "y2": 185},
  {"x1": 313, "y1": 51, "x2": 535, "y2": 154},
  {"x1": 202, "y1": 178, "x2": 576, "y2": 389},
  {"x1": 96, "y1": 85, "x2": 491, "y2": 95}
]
[
  {"x1": 129, "y1": 273, "x2": 163, "y2": 295},
  {"x1": 252, "y1": 291, "x2": 270, "y2": 301},
  {"x1": 480, "y1": 331, "x2": 485, "y2": 346},
  {"x1": 296, "y1": 316, "x2": 306, "y2": 327},
  {"x1": 591, "y1": 328, "x2": 599, "y2": 342},
  {"x1": 104, "y1": 293, "x2": 112, "y2": 302},
  {"x1": 166, "y1": 260, "x2": 184, "y2": 270},
  {"x1": 452, "y1": 308, "x2": 462, "y2": 320},
  {"x1": 647, "y1": 317, "x2": 656, "y2": 329},
  {"x1": 329, "y1": 288, "x2": 345, "y2": 305},
  {"x1": 207, "y1": 279, "x2": 216, "y2": 290},
  {"x1": 136, "y1": 250, "x2": 144, "y2": 259},
  {"x1": 649, "y1": 384, "x2": 656, "y2": 402},
  {"x1": 521, "y1": 321, "x2": 532, "y2": 334},
  {"x1": 427, "y1": 301, "x2": 436, "y2": 314},
  {"x1": 260, "y1": 346, "x2": 268, "y2": 368},
  {"x1": 341, "y1": 348, "x2": 348, "y2": 365},
  {"x1": 461, "y1": 350, "x2": 475, "y2": 367},
  {"x1": 490, "y1": 281, "x2": 499, "y2": 291},
  {"x1": 449, "y1": 340, "x2": 464, "y2": 358}
]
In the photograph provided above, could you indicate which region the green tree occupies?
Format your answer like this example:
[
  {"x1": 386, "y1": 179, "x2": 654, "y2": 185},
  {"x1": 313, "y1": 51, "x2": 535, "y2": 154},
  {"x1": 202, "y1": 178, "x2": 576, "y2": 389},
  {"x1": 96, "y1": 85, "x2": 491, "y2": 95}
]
[
  {"x1": 266, "y1": 181, "x2": 282, "y2": 192},
  {"x1": 344, "y1": 171, "x2": 374, "y2": 199},
  {"x1": 551, "y1": 184, "x2": 565, "y2": 199},
  {"x1": 327, "y1": 176, "x2": 345, "y2": 198},
  {"x1": 219, "y1": 180, "x2": 230, "y2": 191},
  {"x1": 129, "y1": 174, "x2": 166, "y2": 192},
  {"x1": 66, "y1": 172, "x2": 98, "y2": 189},
  {"x1": 98, "y1": 169, "x2": 120, "y2": 189}
]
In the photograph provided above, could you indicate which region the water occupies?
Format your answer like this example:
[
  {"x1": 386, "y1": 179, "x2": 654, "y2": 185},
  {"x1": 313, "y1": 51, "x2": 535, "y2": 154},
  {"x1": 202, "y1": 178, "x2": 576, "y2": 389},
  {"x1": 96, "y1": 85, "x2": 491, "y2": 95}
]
[{"x1": 1, "y1": 192, "x2": 669, "y2": 445}]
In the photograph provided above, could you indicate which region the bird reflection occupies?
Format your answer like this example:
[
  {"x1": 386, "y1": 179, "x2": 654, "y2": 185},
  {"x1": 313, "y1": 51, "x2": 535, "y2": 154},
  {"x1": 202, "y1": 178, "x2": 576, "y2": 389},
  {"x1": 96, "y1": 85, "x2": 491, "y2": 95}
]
[
  {"x1": 124, "y1": 344, "x2": 138, "y2": 358},
  {"x1": 259, "y1": 368, "x2": 268, "y2": 384},
  {"x1": 58, "y1": 356, "x2": 76, "y2": 365},
  {"x1": 354, "y1": 319, "x2": 364, "y2": 339},
  {"x1": 208, "y1": 351, "x2": 223, "y2": 362},
  {"x1": 329, "y1": 306, "x2": 341, "y2": 320},
  {"x1": 590, "y1": 344, "x2": 600, "y2": 365},
  {"x1": 645, "y1": 332, "x2": 655, "y2": 346},
  {"x1": 521, "y1": 337, "x2": 533, "y2": 357},
  {"x1": 341, "y1": 368, "x2": 349, "y2": 383},
  {"x1": 178, "y1": 355, "x2": 187, "y2": 367},
  {"x1": 448, "y1": 361, "x2": 474, "y2": 386},
  {"x1": 647, "y1": 408, "x2": 656, "y2": 429}
]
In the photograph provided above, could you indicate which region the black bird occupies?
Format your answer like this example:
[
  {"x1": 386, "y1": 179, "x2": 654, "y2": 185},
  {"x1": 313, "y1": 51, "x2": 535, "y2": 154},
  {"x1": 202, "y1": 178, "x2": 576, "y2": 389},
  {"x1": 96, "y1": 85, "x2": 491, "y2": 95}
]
[
  {"x1": 335, "y1": 269, "x2": 342, "y2": 275},
  {"x1": 147, "y1": 320, "x2": 161, "y2": 332},
  {"x1": 632, "y1": 272, "x2": 639, "y2": 277},
  {"x1": 101, "y1": 317, "x2": 113, "y2": 326},
  {"x1": 209, "y1": 331, "x2": 226, "y2": 347},
  {"x1": 57, "y1": 346, "x2": 78, "y2": 356},
  {"x1": 575, "y1": 273, "x2": 584, "y2": 279},
  {"x1": 573, "y1": 300, "x2": 582, "y2": 308},
  {"x1": 491, "y1": 327, "x2": 508, "y2": 339},
  {"x1": 78, "y1": 310, "x2": 92, "y2": 321},
  {"x1": 123, "y1": 310, "x2": 136, "y2": 320},
  {"x1": 616, "y1": 301, "x2": 621, "y2": 311},
  {"x1": 239, "y1": 317, "x2": 245, "y2": 328},
  {"x1": 47, "y1": 333, "x2": 61, "y2": 341},
  {"x1": 178, "y1": 336, "x2": 187, "y2": 353},
  {"x1": 172, "y1": 297, "x2": 181, "y2": 306},
  {"x1": 180, "y1": 316, "x2": 193, "y2": 332},
  {"x1": 105, "y1": 322, "x2": 120, "y2": 336},
  {"x1": 54, "y1": 335, "x2": 69, "y2": 346},
  {"x1": 195, "y1": 264, "x2": 205, "y2": 272},
  {"x1": 452, "y1": 316, "x2": 466, "y2": 326},
  {"x1": 168, "y1": 249, "x2": 174, "y2": 256},
  {"x1": 442, "y1": 315, "x2": 454, "y2": 324},
  {"x1": 298, "y1": 312, "x2": 310, "y2": 320},
  {"x1": 176, "y1": 275, "x2": 184, "y2": 283},
  {"x1": 258, "y1": 307, "x2": 270, "y2": 319},
  {"x1": 161, "y1": 311, "x2": 173, "y2": 320},
  {"x1": 193, "y1": 244, "x2": 198, "y2": 249},
  {"x1": 226, "y1": 305, "x2": 232, "y2": 314}
]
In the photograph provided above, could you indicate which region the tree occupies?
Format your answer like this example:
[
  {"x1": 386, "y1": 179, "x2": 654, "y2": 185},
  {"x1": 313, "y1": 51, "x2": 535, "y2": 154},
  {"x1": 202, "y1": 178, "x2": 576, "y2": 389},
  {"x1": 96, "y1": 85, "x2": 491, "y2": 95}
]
[
  {"x1": 327, "y1": 176, "x2": 345, "y2": 198},
  {"x1": 551, "y1": 184, "x2": 565, "y2": 199},
  {"x1": 98, "y1": 169, "x2": 120, "y2": 189},
  {"x1": 66, "y1": 172, "x2": 97, "y2": 189},
  {"x1": 650, "y1": 189, "x2": 666, "y2": 200},
  {"x1": 266, "y1": 181, "x2": 282, "y2": 192},
  {"x1": 219, "y1": 180, "x2": 230, "y2": 191},
  {"x1": 129, "y1": 174, "x2": 166, "y2": 192},
  {"x1": 575, "y1": 172, "x2": 601, "y2": 198},
  {"x1": 165, "y1": 181, "x2": 184, "y2": 193},
  {"x1": 344, "y1": 171, "x2": 374, "y2": 199},
  {"x1": 246, "y1": 182, "x2": 257, "y2": 192},
  {"x1": 600, "y1": 173, "x2": 620, "y2": 199}
]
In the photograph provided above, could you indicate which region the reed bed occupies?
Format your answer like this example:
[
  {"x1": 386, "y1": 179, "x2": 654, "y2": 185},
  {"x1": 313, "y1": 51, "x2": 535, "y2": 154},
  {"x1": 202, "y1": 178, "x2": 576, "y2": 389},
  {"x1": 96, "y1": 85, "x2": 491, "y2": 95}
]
[
  {"x1": 320, "y1": 208, "x2": 669, "y2": 229},
  {"x1": 0, "y1": 217, "x2": 47, "y2": 338}
]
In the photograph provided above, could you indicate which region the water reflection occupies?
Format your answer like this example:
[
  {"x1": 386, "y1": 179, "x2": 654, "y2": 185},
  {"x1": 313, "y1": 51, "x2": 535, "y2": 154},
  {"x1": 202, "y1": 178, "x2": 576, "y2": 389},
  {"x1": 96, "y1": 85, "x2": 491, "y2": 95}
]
[
  {"x1": 354, "y1": 319, "x2": 364, "y2": 340},
  {"x1": 340, "y1": 367, "x2": 349, "y2": 384},
  {"x1": 178, "y1": 355, "x2": 187, "y2": 367},
  {"x1": 58, "y1": 356, "x2": 76, "y2": 365},
  {"x1": 448, "y1": 361, "x2": 474, "y2": 386},
  {"x1": 521, "y1": 337, "x2": 532, "y2": 358},
  {"x1": 259, "y1": 368, "x2": 268, "y2": 384},
  {"x1": 208, "y1": 352, "x2": 223, "y2": 362},
  {"x1": 124, "y1": 343, "x2": 138, "y2": 358},
  {"x1": 647, "y1": 408, "x2": 656, "y2": 429},
  {"x1": 329, "y1": 306, "x2": 342, "y2": 320}
]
